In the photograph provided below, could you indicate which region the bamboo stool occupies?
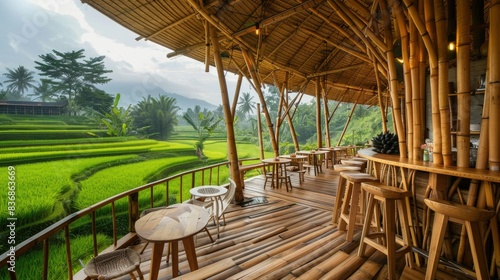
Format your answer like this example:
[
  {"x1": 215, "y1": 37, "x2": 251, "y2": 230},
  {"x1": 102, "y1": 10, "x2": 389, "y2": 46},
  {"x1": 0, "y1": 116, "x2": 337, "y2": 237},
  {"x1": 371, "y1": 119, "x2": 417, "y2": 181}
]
[
  {"x1": 341, "y1": 159, "x2": 366, "y2": 173},
  {"x1": 332, "y1": 170, "x2": 362, "y2": 225},
  {"x1": 337, "y1": 172, "x2": 378, "y2": 241},
  {"x1": 423, "y1": 198, "x2": 495, "y2": 280},
  {"x1": 84, "y1": 248, "x2": 144, "y2": 280},
  {"x1": 333, "y1": 164, "x2": 361, "y2": 172},
  {"x1": 358, "y1": 182, "x2": 414, "y2": 280}
]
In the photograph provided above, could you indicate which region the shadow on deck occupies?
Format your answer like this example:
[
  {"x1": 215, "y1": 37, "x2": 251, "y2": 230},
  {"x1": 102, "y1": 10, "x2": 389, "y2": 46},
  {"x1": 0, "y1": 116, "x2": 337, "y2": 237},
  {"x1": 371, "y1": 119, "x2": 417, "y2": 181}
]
[{"x1": 98, "y1": 168, "x2": 469, "y2": 280}]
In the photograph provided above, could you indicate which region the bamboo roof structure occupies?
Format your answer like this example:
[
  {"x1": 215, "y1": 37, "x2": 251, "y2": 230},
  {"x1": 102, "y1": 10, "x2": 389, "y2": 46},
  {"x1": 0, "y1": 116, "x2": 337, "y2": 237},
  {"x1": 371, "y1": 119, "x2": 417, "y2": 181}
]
[{"x1": 80, "y1": 0, "x2": 415, "y2": 106}]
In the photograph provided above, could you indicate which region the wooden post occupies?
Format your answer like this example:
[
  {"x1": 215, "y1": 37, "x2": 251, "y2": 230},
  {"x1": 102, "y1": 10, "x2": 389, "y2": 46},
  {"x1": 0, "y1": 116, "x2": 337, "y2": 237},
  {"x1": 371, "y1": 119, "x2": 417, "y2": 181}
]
[
  {"x1": 257, "y1": 103, "x2": 265, "y2": 160},
  {"x1": 210, "y1": 25, "x2": 244, "y2": 202},
  {"x1": 322, "y1": 77, "x2": 331, "y2": 147}
]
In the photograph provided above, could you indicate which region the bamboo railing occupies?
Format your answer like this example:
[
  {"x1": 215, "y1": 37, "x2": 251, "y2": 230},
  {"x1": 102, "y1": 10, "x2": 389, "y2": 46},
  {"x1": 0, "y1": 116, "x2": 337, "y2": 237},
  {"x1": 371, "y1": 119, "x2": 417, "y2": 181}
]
[{"x1": 0, "y1": 160, "x2": 258, "y2": 280}]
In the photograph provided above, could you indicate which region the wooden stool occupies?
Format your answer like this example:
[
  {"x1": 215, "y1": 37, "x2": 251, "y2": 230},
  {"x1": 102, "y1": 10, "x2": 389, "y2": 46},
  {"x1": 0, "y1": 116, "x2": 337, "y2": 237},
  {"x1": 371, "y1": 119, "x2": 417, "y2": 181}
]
[
  {"x1": 358, "y1": 182, "x2": 414, "y2": 280},
  {"x1": 424, "y1": 198, "x2": 495, "y2": 280},
  {"x1": 337, "y1": 172, "x2": 378, "y2": 241},
  {"x1": 332, "y1": 170, "x2": 361, "y2": 225}
]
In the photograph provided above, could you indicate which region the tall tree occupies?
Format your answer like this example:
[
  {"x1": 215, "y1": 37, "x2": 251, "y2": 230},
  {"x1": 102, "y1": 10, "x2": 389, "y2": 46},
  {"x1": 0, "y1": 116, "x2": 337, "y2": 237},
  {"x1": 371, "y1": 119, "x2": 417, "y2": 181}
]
[
  {"x1": 237, "y1": 92, "x2": 256, "y2": 120},
  {"x1": 183, "y1": 105, "x2": 222, "y2": 158},
  {"x1": 30, "y1": 79, "x2": 57, "y2": 102},
  {"x1": 2, "y1": 66, "x2": 36, "y2": 96},
  {"x1": 35, "y1": 49, "x2": 112, "y2": 115},
  {"x1": 131, "y1": 95, "x2": 179, "y2": 140},
  {"x1": 75, "y1": 87, "x2": 113, "y2": 114}
]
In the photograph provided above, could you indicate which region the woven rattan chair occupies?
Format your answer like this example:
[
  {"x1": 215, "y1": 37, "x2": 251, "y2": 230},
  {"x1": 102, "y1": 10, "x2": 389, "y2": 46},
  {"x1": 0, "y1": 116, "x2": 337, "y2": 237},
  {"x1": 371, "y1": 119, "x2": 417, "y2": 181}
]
[{"x1": 84, "y1": 248, "x2": 143, "y2": 280}]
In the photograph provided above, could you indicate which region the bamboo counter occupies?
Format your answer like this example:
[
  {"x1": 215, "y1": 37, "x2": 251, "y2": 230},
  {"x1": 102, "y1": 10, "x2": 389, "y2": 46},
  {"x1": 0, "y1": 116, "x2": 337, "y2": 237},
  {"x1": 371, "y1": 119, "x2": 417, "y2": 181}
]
[{"x1": 357, "y1": 148, "x2": 500, "y2": 277}]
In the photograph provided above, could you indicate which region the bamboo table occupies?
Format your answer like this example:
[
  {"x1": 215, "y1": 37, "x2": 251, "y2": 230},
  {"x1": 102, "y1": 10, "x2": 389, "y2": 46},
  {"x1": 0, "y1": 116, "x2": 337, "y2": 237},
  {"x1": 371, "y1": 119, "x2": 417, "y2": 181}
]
[
  {"x1": 135, "y1": 204, "x2": 210, "y2": 279},
  {"x1": 190, "y1": 185, "x2": 227, "y2": 239},
  {"x1": 261, "y1": 157, "x2": 291, "y2": 189},
  {"x1": 280, "y1": 154, "x2": 308, "y2": 183},
  {"x1": 296, "y1": 150, "x2": 328, "y2": 175}
]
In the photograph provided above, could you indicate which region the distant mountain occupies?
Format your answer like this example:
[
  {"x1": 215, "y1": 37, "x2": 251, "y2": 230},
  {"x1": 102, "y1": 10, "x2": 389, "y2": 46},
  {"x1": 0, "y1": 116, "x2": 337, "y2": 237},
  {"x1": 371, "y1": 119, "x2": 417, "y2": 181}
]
[{"x1": 101, "y1": 82, "x2": 219, "y2": 112}]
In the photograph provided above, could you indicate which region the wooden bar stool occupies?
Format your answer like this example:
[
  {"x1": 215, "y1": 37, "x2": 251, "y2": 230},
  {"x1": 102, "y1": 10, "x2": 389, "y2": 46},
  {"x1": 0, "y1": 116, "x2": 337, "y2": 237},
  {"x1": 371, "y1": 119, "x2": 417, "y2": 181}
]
[
  {"x1": 358, "y1": 182, "x2": 414, "y2": 280},
  {"x1": 332, "y1": 170, "x2": 361, "y2": 225},
  {"x1": 424, "y1": 198, "x2": 495, "y2": 280},
  {"x1": 337, "y1": 172, "x2": 378, "y2": 241}
]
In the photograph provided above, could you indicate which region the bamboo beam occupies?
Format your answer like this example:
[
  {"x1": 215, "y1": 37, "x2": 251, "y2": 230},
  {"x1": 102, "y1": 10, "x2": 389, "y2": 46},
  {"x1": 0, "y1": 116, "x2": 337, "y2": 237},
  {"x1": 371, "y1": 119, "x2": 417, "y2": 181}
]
[
  {"x1": 209, "y1": 24, "x2": 244, "y2": 202},
  {"x1": 231, "y1": 74, "x2": 243, "y2": 119},
  {"x1": 307, "y1": 64, "x2": 365, "y2": 78},
  {"x1": 205, "y1": 20, "x2": 210, "y2": 72},
  {"x1": 456, "y1": 0, "x2": 471, "y2": 168},
  {"x1": 241, "y1": 48, "x2": 278, "y2": 156},
  {"x1": 489, "y1": 0, "x2": 500, "y2": 171},
  {"x1": 257, "y1": 103, "x2": 265, "y2": 160},
  {"x1": 166, "y1": 35, "x2": 226, "y2": 58},
  {"x1": 135, "y1": 14, "x2": 196, "y2": 41},
  {"x1": 232, "y1": 0, "x2": 324, "y2": 37},
  {"x1": 337, "y1": 93, "x2": 361, "y2": 146},
  {"x1": 300, "y1": 27, "x2": 374, "y2": 65},
  {"x1": 410, "y1": 19, "x2": 421, "y2": 160}
]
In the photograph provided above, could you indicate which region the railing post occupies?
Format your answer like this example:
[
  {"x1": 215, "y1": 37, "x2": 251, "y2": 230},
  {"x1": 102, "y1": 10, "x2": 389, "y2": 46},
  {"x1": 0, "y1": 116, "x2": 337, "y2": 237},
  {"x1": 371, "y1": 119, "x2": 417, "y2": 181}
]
[{"x1": 128, "y1": 193, "x2": 139, "y2": 233}]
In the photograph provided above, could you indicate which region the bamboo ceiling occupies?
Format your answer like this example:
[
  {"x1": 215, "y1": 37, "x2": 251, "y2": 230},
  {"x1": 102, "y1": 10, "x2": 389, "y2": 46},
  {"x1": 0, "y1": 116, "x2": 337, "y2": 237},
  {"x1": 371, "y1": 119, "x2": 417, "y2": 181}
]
[{"x1": 80, "y1": 0, "x2": 489, "y2": 106}]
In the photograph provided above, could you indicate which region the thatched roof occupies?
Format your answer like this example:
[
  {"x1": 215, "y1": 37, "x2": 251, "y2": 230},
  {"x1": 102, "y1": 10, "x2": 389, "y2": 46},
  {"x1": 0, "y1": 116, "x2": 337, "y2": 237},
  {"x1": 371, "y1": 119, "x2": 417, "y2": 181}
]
[{"x1": 81, "y1": 0, "x2": 398, "y2": 105}]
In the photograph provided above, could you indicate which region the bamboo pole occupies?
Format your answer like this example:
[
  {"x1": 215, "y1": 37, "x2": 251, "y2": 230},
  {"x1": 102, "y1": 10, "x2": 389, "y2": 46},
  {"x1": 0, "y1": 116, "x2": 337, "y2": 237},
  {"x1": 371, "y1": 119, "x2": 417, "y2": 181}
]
[
  {"x1": 231, "y1": 74, "x2": 243, "y2": 118},
  {"x1": 454, "y1": 1, "x2": 473, "y2": 265},
  {"x1": 257, "y1": 103, "x2": 265, "y2": 160},
  {"x1": 381, "y1": 0, "x2": 407, "y2": 158},
  {"x1": 322, "y1": 77, "x2": 332, "y2": 147},
  {"x1": 241, "y1": 48, "x2": 278, "y2": 156},
  {"x1": 315, "y1": 77, "x2": 322, "y2": 148},
  {"x1": 434, "y1": 0, "x2": 453, "y2": 166},
  {"x1": 393, "y1": 0, "x2": 413, "y2": 158},
  {"x1": 489, "y1": 0, "x2": 500, "y2": 171},
  {"x1": 410, "y1": 19, "x2": 421, "y2": 159},
  {"x1": 336, "y1": 93, "x2": 360, "y2": 146},
  {"x1": 204, "y1": 20, "x2": 210, "y2": 72},
  {"x1": 209, "y1": 25, "x2": 244, "y2": 202},
  {"x1": 424, "y1": 0, "x2": 443, "y2": 164}
]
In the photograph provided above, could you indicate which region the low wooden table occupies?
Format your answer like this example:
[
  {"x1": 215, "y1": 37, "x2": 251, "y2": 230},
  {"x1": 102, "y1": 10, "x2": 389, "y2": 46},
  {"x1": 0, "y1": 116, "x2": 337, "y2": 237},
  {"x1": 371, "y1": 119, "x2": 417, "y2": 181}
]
[{"x1": 135, "y1": 204, "x2": 210, "y2": 279}]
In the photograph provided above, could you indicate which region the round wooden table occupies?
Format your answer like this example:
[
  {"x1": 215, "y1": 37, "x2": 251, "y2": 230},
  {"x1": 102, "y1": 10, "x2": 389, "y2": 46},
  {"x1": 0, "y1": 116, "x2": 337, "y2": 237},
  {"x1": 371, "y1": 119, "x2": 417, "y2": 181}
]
[
  {"x1": 135, "y1": 204, "x2": 210, "y2": 279},
  {"x1": 261, "y1": 157, "x2": 291, "y2": 189}
]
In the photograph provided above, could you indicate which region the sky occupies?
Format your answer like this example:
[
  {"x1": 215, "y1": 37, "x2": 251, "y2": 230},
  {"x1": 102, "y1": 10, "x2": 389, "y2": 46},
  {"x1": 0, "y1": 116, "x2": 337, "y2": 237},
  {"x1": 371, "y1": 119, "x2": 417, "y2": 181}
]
[{"x1": 0, "y1": 0, "x2": 256, "y2": 107}]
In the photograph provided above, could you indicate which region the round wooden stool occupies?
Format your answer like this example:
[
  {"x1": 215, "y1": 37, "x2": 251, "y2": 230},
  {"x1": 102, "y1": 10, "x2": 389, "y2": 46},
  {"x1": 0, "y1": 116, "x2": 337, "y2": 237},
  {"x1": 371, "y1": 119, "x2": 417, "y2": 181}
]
[
  {"x1": 424, "y1": 198, "x2": 495, "y2": 280},
  {"x1": 358, "y1": 182, "x2": 414, "y2": 280},
  {"x1": 337, "y1": 172, "x2": 378, "y2": 241},
  {"x1": 333, "y1": 164, "x2": 361, "y2": 172}
]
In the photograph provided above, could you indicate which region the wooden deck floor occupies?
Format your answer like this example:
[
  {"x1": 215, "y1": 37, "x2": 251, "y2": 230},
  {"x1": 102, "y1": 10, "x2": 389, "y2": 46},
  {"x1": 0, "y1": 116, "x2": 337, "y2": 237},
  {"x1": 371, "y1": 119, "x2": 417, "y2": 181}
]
[{"x1": 116, "y1": 168, "x2": 469, "y2": 280}]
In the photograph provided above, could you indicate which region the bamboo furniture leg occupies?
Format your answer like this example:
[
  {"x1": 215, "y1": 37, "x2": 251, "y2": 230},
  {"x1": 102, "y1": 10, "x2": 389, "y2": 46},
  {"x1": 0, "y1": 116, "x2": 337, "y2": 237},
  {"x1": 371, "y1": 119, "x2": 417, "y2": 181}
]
[
  {"x1": 358, "y1": 182, "x2": 414, "y2": 280},
  {"x1": 424, "y1": 199, "x2": 495, "y2": 280},
  {"x1": 332, "y1": 170, "x2": 361, "y2": 225}
]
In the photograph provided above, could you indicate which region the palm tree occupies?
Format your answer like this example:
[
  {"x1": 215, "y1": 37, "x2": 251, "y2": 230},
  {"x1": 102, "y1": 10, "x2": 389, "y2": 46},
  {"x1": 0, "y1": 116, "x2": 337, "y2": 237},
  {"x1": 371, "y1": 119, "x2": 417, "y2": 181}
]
[
  {"x1": 131, "y1": 95, "x2": 179, "y2": 140},
  {"x1": 183, "y1": 105, "x2": 222, "y2": 159},
  {"x1": 3, "y1": 66, "x2": 36, "y2": 96},
  {"x1": 237, "y1": 92, "x2": 256, "y2": 120},
  {"x1": 30, "y1": 79, "x2": 57, "y2": 102}
]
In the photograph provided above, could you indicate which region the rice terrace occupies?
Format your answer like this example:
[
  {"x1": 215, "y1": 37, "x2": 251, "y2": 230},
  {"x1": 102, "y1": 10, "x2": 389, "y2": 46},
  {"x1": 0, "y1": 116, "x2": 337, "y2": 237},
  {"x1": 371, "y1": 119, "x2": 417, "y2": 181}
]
[{"x1": 0, "y1": 114, "x2": 266, "y2": 279}]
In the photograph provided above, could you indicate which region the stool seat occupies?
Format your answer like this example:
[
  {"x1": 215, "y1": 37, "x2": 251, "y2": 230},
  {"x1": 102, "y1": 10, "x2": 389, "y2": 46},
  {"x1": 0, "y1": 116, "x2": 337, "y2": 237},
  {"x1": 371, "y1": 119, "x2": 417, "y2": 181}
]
[
  {"x1": 84, "y1": 248, "x2": 144, "y2": 280},
  {"x1": 423, "y1": 199, "x2": 495, "y2": 280},
  {"x1": 361, "y1": 181, "x2": 411, "y2": 199},
  {"x1": 340, "y1": 172, "x2": 376, "y2": 182},
  {"x1": 425, "y1": 198, "x2": 495, "y2": 222},
  {"x1": 333, "y1": 164, "x2": 361, "y2": 172}
]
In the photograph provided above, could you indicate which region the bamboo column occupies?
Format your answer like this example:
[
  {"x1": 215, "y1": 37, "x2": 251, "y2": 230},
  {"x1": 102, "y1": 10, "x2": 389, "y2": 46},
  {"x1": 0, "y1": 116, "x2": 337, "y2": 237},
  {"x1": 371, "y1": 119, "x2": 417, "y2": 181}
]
[
  {"x1": 410, "y1": 19, "x2": 421, "y2": 159},
  {"x1": 257, "y1": 103, "x2": 265, "y2": 160},
  {"x1": 381, "y1": 0, "x2": 407, "y2": 158},
  {"x1": 322, "y1": 77, "x2": 332, "y2": 147},
  {"x1": 315, "y1": 77, "x2": 322, "y2": 148},
  {"x1": 434, "y1": 0, "x2": 453, "y2": 166},
  {"x1": 489, "y1": 0, "x2": 500, "y2": 171},
  {"x1": 209, "y1": 25, "x2": 244, "y2": 202},
  {"x1": 456, "y1": 1, "x2": 471, "y2": 168}
]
